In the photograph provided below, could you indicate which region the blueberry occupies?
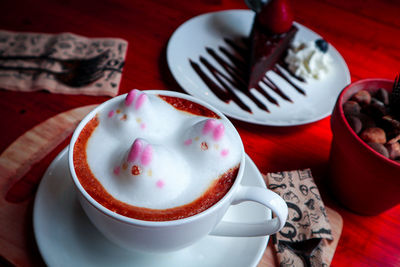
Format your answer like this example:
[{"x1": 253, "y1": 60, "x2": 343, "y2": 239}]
[{"x1": 315, "y1": 38, "x2": 329, "y2": 53}]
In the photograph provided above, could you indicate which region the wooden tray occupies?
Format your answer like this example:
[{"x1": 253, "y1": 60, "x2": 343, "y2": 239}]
[
  {"x1": 0, "y1": 105, "x2": 343, "y2": 266},
  {"x1": 0, "y1": 105, "x2": 97, "y2": 266}
]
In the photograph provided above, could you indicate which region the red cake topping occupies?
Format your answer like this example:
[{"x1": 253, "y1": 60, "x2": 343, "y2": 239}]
[{"x1": 257, "y1": 0, "x2": 294, "y2": 34}]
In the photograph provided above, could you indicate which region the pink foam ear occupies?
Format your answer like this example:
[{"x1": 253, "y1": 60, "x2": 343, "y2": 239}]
[
  {"x1": 135, "y1": 93, "x2": 148, "y2": 110},
  {"x1": 213, "y1": 123, "x2": 225, "y2": 141},
  {"x1": 125, "y1": 89, "x2": 138, "y2": 106},
  {"x1": 203, "y1": 119, "x2": 217, "y2": 135},
  {"x1": 128, "y1": 139, "x2": 143, "y2": 163},
  {"x1": 141, "y1": 144, "x2": 153, "y2": 166}
]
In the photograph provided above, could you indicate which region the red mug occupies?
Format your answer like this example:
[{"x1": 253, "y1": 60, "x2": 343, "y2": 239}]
[{"x1": 329, "y1": 78, "x2": 400, "y2": 215}]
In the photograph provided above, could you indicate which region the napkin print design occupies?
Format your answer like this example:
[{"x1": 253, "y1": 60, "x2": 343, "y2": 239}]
[
  {"x1": 267, "y1": 169, "x2": 333, "y2": 267},
  {"x1": 0, "y1": 30, "x2": 128, "y2": 96}
]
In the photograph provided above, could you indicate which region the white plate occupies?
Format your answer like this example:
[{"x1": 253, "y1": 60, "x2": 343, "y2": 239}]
[
  {"x1": 167, "y1": 9, "x2": 351, "y2": 126},
  {"x1": 33, "y1": 148, "x2": 270, "y2": 267}
]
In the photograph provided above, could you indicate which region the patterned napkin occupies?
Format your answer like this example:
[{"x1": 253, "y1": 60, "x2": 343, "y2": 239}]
[
  {"x1": 266, "y1": 169, "x2": 333, "y2": 267},
  {"x1": 0, "y1": 30, "x2": 128, "y2": 96}
]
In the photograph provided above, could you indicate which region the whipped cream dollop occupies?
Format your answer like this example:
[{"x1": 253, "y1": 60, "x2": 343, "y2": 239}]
[
  {"x1": 85, "y1": 90, "x2": 241, "y2": 209},
  {"x1": 284, "y1": 39, "x2": 333, "y2": 80}
]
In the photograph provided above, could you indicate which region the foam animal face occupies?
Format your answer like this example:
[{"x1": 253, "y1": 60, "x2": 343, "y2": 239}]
[
  {"x1": 113, "y1": 138, "x2": 190, "y2": 205},
  {"x1": 104, "y1": 90, "x2": 156, "y2": 140},
  {"x1": 182, "y1": 119, "x2": 231, "y2": 166},
  {"x1": 113, "y1": 139, "x2": 153, "y2": 176}
]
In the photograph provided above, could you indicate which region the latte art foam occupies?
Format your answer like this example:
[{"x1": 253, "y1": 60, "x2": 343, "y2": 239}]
[{"x1": 75, "y1": 90, "x2": 241, "y2": 213}]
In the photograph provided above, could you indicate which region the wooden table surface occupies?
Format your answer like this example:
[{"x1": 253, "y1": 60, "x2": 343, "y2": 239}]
[{"x1": 1, "y1": 0, "x2": 399, "y2": 266}]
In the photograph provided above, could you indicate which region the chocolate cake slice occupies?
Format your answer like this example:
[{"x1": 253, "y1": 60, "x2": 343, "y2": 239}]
[{"x1": 247, "y1": 21, "x2": 298, "y2": 90}]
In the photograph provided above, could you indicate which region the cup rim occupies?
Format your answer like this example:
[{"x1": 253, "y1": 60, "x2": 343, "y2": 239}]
[
  {"x1": 336, "y1": 78, "x2": 400, "y2": 167},
  {"x1": 68, "y1": 90, "x2": 246, "y2": 227}
]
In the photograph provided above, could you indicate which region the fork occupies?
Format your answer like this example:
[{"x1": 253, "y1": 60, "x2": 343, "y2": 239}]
[
  {"x1": 0, "y1": 64, "x2": 107, "y2": 87},
  {"x1": 0, "y1": 50, "x2": 111, "y2": 87},
  {"x1": 0, "y1": 49, "x2": 110, "y2": 72}
]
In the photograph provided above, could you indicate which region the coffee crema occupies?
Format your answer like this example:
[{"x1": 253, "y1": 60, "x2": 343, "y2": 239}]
[{"x1": 73, "y1": 90, "x2": 241, "y2": 221}]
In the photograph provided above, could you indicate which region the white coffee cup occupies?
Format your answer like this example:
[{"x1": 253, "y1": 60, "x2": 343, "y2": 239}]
[{"x1": 68, "y1": 90, "x2": 288, "y2": 253}]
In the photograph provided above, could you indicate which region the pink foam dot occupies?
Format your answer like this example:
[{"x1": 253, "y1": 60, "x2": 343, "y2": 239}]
[
  {"x1": 203, "y1": 119, "x2": 217, "y2": 135},
  {"x1": 125, "y1": 89, "x2": 138, "y2": 106},
  {"x1": 184, "y1": 139, "x2": 192, "y2": 146},
  {"x1": 135, "y1": 93, "x2": 147, "y2": 110},
  {"x1": 221, "y1": 149, "x2": 229, "y2": 157},
  {"x1": 140, "y1": 123, "x2": 146, "y2": 129},
  {"x1": 213, "y1": 123, "x2": 225, "y2": 141},
  {"x1": 113, "y1": 166, "x2": 120, "y2": 175},
  {"x1": 156, "y1": 180, "x2": 165, "y2": 188},
  {"x1": 128, "y1": 139, "x2": 143, "y2": 163},
  {"x1": 108, "y1": 110, "x2": 115, "y2": 118},
  {"x1": 141, "y1": 144, "x2": 153, "y2": 166}
]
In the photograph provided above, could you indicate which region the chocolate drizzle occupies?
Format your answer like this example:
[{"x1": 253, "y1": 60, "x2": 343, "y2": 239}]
[{"x1": 190, "y1": 37, "x2": 306, "y2": 113}]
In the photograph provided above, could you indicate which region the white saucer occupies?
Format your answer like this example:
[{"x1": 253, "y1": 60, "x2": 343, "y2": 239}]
[
  {"x1": 167, "y1": 10, "x2": 351, "y2": 126},
  {"x1": 33, "y1": 148, "x2": 270, "y2": 267}
]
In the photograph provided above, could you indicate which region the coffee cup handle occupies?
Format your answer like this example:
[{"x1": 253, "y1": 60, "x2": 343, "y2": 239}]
[{"x1": 210, "y1": 185, "x2": 288, "y2": 237}]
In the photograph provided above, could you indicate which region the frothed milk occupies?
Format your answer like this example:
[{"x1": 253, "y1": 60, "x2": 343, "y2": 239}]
[{"x1": 73, "y1": 90, "x2": 242, "y2": 221}]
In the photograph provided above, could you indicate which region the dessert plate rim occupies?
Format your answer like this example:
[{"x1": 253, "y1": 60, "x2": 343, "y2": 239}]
[
  {"x1": 166, "y1": 9, "x2": 351, "y2": 126},
  {"x1": 33, "y1": 147, "x2": 269, "y2": 267}
]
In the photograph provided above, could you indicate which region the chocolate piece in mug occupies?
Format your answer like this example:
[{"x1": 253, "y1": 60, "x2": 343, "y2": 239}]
[
  {"x1": 363, "y1": 98, "x2": 388, "y2": 119},
  {"x1": 360, "y1": 127, "x2": 386, "y2": 144},
  {"x1": 350, "y1": 90, "x2": 371, "y2": 106},
  {"x1": 385, "y1": 142, "x2": 400, "y2": 160},
  {"x1": 357, "y1": 113, "x2": 376, "y2": 130},
  {"x1": 382, "y1": 115, "x2": 400, "y2": 131},
  {"x1": 346, "y1": 115, "x2": 362, "y2": 134},
  {"x1": 367, "y1": 142, "x2": 389, "y2": 158},
  {"x1": 343, "y1": 101, "x2": 361, "y2": 116},
  {"x1": 388, "y1": 133, "x2": 400, "y2": 144},
  {"x1": 375, "y1": 88, "x2": 390, "y2": 105}
]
